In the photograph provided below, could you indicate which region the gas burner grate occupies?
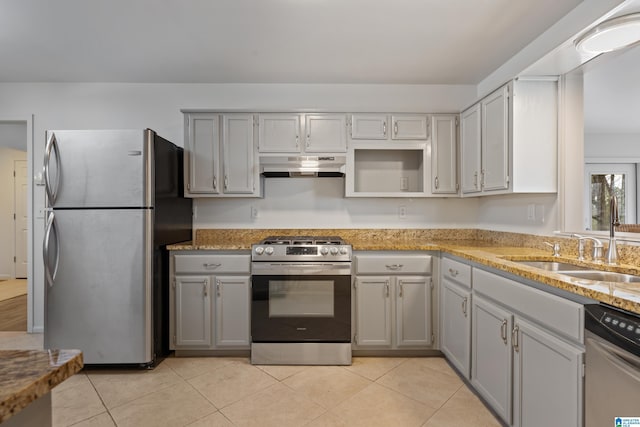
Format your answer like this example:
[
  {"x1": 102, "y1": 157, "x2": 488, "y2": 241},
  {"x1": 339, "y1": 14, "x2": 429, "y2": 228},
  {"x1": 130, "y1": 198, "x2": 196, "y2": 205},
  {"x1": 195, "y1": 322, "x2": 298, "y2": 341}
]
[{"x1": 259, "y1": 236, "x2": 346, "y2": 245}]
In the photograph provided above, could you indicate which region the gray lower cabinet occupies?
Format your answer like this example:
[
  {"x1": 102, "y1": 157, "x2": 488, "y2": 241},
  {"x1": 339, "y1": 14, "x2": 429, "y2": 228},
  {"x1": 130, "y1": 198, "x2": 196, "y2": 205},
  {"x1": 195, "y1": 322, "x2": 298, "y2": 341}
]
[
  {"x1": 440, "y1": 256, "x2": 472, "y2": 378},
  {"x1": 470, "y1": 267, "x2": 584, "y2": 427},
  {"x1": 353, "y1": 252, "x2": 433, "y2": 350},
  {"x1": 170, "y1": 251, "x2": 251, "y2": 351},
  {"x1": 213, "y1": 276, "x2": 251, "y2": 347},
  {"x1": 175, "y1": 275, "x2": 212, "y2": 347},
  {"x1": 471, "y1": 294, "x2": 513, "y2": 423}
]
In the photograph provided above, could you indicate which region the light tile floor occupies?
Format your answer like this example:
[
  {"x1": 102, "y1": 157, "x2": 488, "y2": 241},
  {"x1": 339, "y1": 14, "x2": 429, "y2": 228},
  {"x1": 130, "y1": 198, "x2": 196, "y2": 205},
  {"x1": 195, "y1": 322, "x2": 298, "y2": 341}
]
[{"x1": 0, "y1": 333, "x2": 502, "y2": 427}]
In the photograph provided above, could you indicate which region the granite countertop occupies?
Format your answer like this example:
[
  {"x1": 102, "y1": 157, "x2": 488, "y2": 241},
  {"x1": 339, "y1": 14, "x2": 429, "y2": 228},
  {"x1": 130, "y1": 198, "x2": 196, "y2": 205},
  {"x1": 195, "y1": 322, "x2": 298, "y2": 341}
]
[
  {"x1": 168, "y1": 229, "x2": 640, "y2": 314},
  {"x1": 0, "y1": 349, "x2": 83, "y2": 423}
]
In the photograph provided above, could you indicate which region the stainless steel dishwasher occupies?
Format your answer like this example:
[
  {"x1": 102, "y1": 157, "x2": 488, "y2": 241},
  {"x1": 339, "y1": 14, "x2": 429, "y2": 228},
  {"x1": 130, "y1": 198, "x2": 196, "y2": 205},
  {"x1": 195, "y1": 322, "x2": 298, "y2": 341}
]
[{"x1": 585, "y1": 303, "x2": 640, "y2": 427}]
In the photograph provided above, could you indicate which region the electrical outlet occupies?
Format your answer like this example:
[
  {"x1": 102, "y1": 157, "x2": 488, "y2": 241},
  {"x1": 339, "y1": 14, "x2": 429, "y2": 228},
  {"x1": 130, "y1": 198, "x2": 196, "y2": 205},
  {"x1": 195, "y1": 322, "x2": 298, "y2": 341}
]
[
  {"x1": 251, "y1": 206, "x2": 259, "y2": 218},
  {"x1": 398, "y1": 205, "x2": 407, "y2": 219}
]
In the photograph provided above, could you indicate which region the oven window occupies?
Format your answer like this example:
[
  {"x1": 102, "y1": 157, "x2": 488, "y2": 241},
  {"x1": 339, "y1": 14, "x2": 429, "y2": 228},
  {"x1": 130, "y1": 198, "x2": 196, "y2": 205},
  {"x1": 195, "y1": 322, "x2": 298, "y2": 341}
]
[{"x1": 269, "y1": 280, "x2": 334, "y2": 317}]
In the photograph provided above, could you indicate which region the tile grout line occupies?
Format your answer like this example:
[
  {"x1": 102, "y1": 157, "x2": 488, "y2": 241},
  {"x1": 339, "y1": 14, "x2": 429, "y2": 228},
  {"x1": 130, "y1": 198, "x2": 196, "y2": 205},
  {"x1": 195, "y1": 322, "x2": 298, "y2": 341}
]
[{"x1": 84, "y1": 372, "x2": 119, "y2": 427}]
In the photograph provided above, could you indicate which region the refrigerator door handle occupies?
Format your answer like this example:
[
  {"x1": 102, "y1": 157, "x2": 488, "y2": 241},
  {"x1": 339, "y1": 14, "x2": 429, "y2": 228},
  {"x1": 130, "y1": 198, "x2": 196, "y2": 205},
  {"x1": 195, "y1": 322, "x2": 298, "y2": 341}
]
[
  {"x1": 44, "y1": 132, "x2": 61, "y2": 205},
  {"x1": 43, "y1": 212, "x2": 60, "y2": 287}
]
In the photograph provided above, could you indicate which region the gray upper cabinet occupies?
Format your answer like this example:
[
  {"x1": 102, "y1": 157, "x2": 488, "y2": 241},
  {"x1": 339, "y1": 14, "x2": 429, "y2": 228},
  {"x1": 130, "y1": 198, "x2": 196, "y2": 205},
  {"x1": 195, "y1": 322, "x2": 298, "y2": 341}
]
[
  {"x1": 391, "y1": 114, "x2": 429, "y2": 140},
  {"x1": 350, "y1": 114, "x2": 388, "y2": 140},
  {"x1": 304, "y1": 114, "x2": 348, "y2": 153},
  {"x1": 431, "y1": 114, "x2": 458, "y2": 195},
  {"x1": 183, "y1": 111, "x2": 259, "y2": 197},
  {"x1": 185, "y1": 113, "x2": 220, "y2": 195},
  {"x1": 459, "y1": 79, "x2": 558, "y2": 197},
  {"x1": 257, "y1": 113, "x2": 301, "y2": 153},
  {"x1": 258, "y1": 113, "x2": 347, "y2": 154}
]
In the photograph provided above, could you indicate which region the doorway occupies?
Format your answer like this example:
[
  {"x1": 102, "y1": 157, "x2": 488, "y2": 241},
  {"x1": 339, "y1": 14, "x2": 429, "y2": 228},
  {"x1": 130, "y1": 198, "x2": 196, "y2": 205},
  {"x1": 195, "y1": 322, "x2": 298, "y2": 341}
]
[{"x1": 0, "y1": 121, "x2": 29, "y2": 332}]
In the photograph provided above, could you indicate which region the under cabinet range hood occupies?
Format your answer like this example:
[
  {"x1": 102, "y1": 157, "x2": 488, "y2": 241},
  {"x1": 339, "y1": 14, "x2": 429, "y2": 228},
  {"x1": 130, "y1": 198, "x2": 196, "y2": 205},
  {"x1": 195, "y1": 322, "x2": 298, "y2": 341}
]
[{"x1": 260, "y1": 155, "x2": 346, "y2": 177}]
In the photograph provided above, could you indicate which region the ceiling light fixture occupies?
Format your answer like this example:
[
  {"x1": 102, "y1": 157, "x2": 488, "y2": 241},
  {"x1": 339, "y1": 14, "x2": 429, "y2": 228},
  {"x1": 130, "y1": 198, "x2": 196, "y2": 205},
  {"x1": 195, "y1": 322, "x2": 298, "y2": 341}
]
[{"x1": 575, "y1": 13, "x2": 640, "y2": 54}]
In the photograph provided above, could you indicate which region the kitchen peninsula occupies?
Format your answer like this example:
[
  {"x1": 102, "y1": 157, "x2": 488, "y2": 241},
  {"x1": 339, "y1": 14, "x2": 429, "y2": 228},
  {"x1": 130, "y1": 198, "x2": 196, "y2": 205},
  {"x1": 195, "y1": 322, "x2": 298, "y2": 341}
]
[{"x1": 0, "y1": 349, "x2": 83, "y2": 426}]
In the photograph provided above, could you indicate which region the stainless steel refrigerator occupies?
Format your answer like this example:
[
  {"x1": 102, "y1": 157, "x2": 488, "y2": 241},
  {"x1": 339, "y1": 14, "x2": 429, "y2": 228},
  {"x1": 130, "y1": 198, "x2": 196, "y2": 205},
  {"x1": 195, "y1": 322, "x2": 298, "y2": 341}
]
[{"x1": 43, "y1": 129, "x2": 192, "y2": 366}]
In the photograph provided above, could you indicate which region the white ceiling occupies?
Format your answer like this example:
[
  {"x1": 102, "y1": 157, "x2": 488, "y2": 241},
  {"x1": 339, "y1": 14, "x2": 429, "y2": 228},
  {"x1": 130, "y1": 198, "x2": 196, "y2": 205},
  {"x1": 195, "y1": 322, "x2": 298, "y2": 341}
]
[
  {"x1": 0, "y1": 0, "x2": 583, "y2": 84},
  {"x1": 584, "y1": 43, "x2": 640, "y2": 134}
]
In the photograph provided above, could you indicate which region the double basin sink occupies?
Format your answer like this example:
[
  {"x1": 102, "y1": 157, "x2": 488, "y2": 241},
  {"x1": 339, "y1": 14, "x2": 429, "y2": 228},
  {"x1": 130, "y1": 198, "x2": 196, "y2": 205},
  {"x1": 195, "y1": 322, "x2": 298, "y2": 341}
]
[{"x1": 513, "y1": 260, "x2": 640, "y2": 284}]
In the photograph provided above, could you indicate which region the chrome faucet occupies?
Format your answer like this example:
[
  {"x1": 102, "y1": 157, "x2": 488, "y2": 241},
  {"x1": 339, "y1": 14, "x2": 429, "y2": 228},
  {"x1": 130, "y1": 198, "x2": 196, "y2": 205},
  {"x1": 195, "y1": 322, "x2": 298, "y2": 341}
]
[
  {"x1": 606, "y1": 195, "x2": 620, "y2": 265},
  {"x1": 571, "y1": 234, "x2": 603, "y2": 263}
]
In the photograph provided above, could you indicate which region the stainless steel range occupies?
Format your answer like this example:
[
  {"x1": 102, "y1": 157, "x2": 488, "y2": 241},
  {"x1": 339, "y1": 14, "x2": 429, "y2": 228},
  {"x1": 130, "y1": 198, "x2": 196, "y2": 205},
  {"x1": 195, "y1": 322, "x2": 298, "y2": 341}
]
[{"x1": 250, "y1": 236, "x2": 352, "y2": 365}]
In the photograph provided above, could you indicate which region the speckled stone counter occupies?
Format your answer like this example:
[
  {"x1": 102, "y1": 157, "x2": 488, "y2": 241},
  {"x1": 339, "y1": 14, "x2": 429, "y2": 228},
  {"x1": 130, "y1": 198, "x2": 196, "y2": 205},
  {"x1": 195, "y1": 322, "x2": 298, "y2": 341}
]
[
  {"x1": 0, "y1": 349, "x2": 83, "y2": 424},
  {"x1": 168, "y1": 228, "x2": 640, "y2": 314}
]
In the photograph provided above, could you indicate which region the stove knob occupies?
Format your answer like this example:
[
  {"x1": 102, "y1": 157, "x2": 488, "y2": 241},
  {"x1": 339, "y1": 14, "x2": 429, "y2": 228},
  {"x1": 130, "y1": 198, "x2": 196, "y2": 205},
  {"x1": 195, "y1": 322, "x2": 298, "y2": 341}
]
[
  {"x1": 320, "y1": 247, "x2": 329, "y2": 255},
  {"x1": 330, "y1": 247, "x2": 339, "y2": 255},
  {"x1": 339, "y1": 247, "x2": 349, "y2": 255},
  {"x1": 255, "y1": 246, "x2": 264, "y2": 255},
  {"x1": 264, "y1": 247, "x2": 274, "y2": 255}
]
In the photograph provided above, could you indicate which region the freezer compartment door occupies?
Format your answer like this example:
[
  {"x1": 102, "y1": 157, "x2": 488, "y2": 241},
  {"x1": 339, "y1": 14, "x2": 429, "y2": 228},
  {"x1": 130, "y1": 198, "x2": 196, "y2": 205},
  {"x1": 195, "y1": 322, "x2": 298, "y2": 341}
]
[
  {"x1": 44, "y1": 129, "x2": 151, "y2": 208},
  {"x1": 44, "y1": 209, "x2": 153, "y2": 364}
]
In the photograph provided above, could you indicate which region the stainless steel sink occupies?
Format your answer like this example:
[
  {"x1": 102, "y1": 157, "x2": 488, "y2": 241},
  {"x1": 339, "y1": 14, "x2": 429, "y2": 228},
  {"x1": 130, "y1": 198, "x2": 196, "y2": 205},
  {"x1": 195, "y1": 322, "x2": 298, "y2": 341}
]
[
  {"x1": 513, "y1": 260, "x2": 640, "y2": 283},
  {"x1": 560, "y1": 271, "x2": 640, "y2": 283},
  {"x1": 513, "y1": 260, "x2": 591, "y2": 272}
]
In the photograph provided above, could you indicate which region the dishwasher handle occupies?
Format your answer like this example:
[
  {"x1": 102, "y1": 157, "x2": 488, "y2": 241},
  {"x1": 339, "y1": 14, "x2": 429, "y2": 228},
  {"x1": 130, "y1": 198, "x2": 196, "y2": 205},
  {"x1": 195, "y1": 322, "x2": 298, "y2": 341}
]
[{"x1": 588, "y1": 336, "x2": 640, "y2": 384}]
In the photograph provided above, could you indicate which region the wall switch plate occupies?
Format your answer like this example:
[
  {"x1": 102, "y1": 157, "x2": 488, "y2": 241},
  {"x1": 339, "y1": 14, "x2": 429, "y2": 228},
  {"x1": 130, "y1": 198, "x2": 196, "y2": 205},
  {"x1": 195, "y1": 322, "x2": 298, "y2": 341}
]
[
  {"x1": 527, "y1": 204, "x2": 536, "y2": 221},
  {"x1": 400, "y1": 177, "x2": 409, "y2": 191}
]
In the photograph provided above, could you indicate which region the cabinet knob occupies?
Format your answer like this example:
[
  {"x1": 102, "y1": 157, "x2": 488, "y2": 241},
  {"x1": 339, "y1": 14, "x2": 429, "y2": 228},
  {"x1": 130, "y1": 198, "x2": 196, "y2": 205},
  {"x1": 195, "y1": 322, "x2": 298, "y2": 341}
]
[{"x1": 448, "y1": 268, "x2": 459, "y2": 277}]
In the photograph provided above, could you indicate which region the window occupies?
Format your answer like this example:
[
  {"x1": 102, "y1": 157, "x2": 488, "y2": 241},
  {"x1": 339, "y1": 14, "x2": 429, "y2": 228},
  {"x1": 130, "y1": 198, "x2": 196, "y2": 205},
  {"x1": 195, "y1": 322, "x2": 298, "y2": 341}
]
[{"x1": 584, "y1": 163, "x2": 636, "y2": 231}]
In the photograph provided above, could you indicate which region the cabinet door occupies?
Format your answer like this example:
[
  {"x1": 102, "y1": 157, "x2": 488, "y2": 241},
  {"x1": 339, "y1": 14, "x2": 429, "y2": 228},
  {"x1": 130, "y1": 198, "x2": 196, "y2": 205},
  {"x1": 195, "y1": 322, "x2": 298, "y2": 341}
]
[
  {"x1": 395, "y1": 276, "x2": 432, "y2": 347},
  {"x1": 258, "y1": 114, "x2": 301, "y2": 153},
  {"x1": 185, "y1": 113, "x2": 220, "y2": 194},
  {"x1": 214, "y1": 276, "x2": 251, "y2": 348},
  {"x1": 221, "y1": 114, "x2": 256, "y2": 194},
  {"x1": 512, "y1": 318, "x2": 583, "y2": 427},
  {"x1": 481, "y1": 84, "x2": 509, "y2": 192},
  {"x1": 391, "y1": 115, "x2": 428, "y2": 140},
  {"x1": 471, "y1": 295, "x2": 513, "y2": 425},
  {"x1": 431, "y1": 114, "x2": 458, "y2": 194},
  {"x1": 440, "y1": 278, "x2": 471, "y2": 378},
  {"x1": 304, "y1": 114, "x2": 347, "y2": 153},
  {"x1": 175, "y1": 275, "x2": 212, "y2": 347},
  {"x1": 354, "y1": 276, "x2": 392, "y2": 346},
  {"x1": 460, "y1": 105, "x2": 481, "y2": 194},
  {"x1": 350, "y1": 114, "x2": 388, "y2": 140}
]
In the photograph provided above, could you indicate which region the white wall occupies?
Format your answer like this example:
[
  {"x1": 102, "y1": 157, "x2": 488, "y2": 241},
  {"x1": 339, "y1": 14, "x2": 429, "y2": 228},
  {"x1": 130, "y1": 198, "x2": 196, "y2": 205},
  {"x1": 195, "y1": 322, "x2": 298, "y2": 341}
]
[
  {"x1": 585, "y1": 133, "x2": 640, "y2": 160},
  {"x1": 0, "y1": 147, "x2": 27, "y2": 279},
  {"x1": 475, "y1": 193, "x2": 559, "y2": 235}
]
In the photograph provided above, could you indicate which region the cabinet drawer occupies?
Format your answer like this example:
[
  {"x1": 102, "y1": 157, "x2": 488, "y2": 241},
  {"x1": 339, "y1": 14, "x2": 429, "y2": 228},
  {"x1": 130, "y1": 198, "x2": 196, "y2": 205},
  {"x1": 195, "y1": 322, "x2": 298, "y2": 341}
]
[
  {"x1": 441, "y1": 257, "x2": 472, "y2": 288},
  {"x1": 174, "y1": 254, "x2": 250, "y2": 274},
  {"x1": 473, "y1": 268, "x2": 583, "y2": 342},
  {"x1": 355, "y1": 254, "x2": 431, "y2": 275}
]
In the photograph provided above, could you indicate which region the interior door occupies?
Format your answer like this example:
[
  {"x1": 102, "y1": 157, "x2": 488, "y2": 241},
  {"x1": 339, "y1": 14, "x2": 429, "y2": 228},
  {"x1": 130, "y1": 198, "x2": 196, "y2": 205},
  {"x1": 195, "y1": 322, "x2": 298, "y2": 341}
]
[{"x1": 14, "y1": 160, "x2": 27, "y2": 278}]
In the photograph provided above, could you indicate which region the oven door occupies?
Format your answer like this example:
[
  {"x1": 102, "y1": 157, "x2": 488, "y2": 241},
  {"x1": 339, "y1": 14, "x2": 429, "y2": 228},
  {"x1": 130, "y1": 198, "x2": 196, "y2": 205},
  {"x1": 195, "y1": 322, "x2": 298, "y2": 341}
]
[{"x1": 251, "y1": 270, "x2": 351, "y2": 343}]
